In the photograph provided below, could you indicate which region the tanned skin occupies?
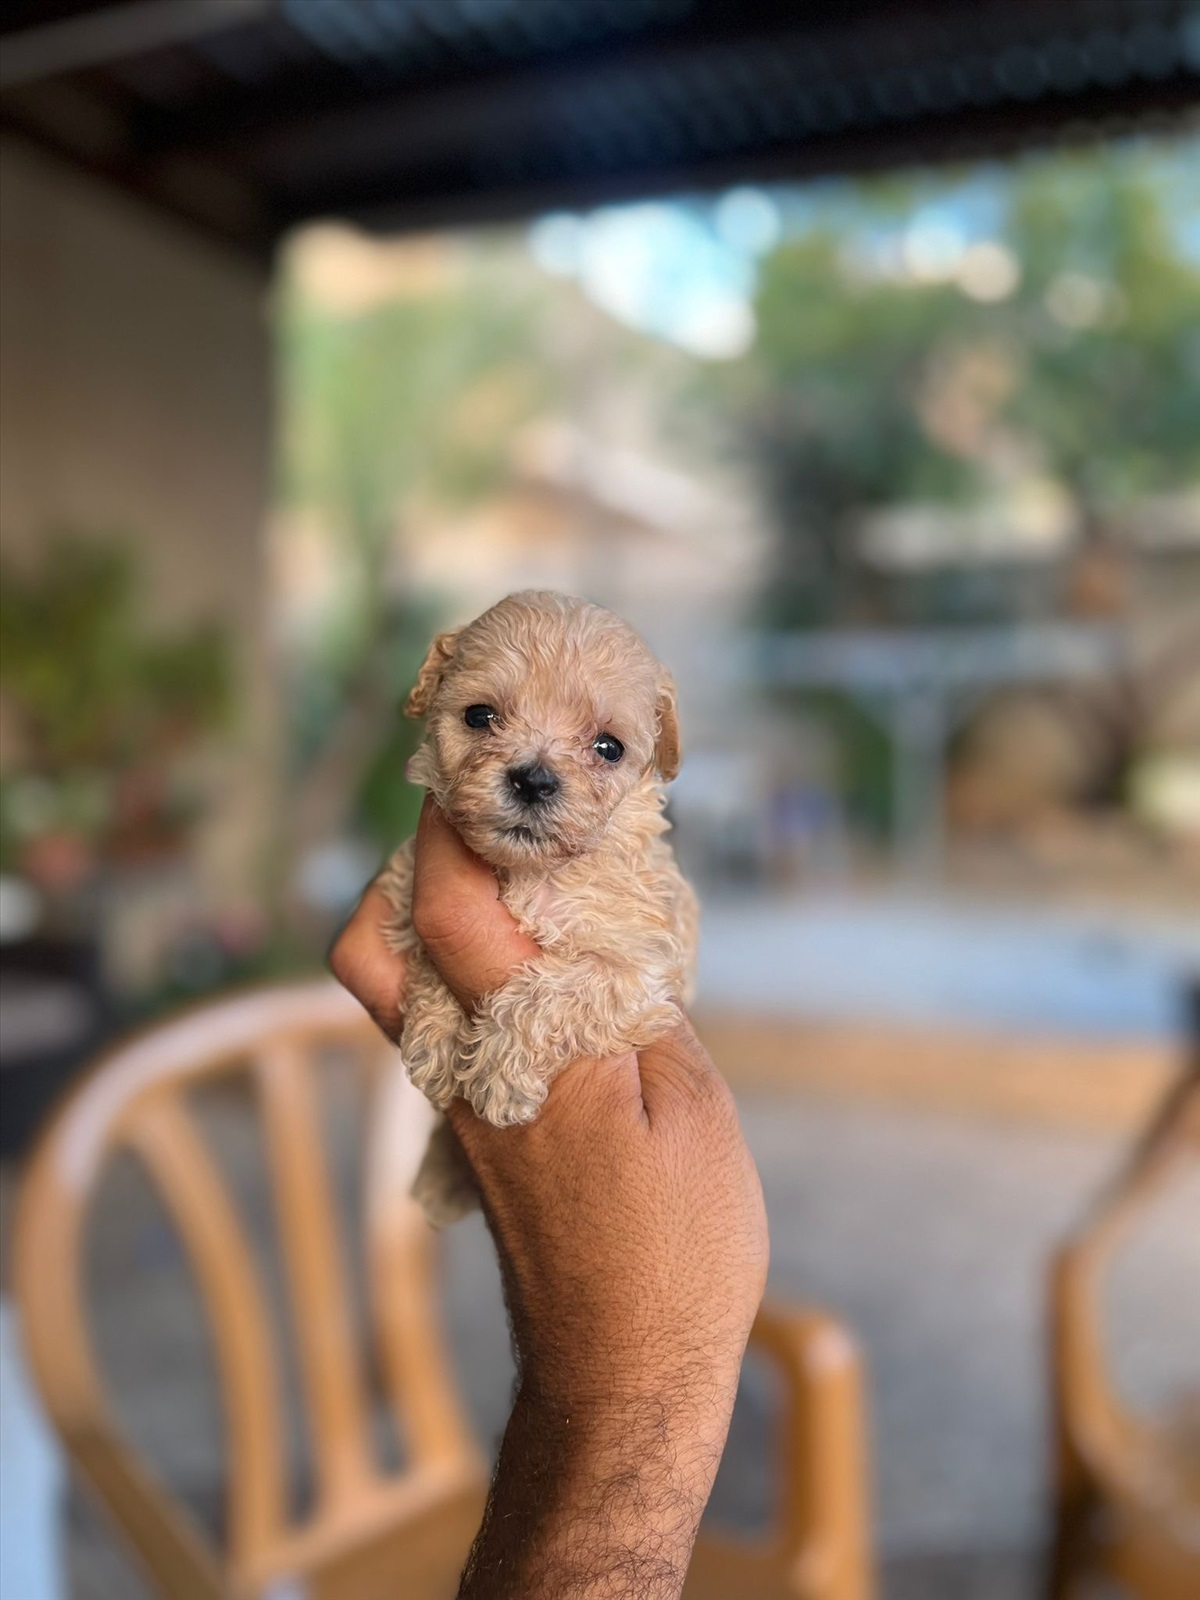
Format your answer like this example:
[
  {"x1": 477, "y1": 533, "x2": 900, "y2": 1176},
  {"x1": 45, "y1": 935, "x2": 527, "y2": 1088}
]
[{"x1": 331, "y1": 798, "x2": 769, "y2": 1600}]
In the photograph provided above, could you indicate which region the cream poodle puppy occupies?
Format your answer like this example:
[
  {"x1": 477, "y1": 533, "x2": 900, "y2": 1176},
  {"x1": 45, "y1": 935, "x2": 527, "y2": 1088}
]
[{"x1": 380, "y1": 590, "x2": 698, "y2": 1224}]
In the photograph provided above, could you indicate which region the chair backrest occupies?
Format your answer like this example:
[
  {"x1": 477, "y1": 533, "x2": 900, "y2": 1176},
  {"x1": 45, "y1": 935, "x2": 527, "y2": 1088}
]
[
  {"x1": 1049, "y1": 1062, "x2": 1200, "y2": 1600},
  {"x1": 14, "y1": 981, "x2": 485, "y2": 1600}
]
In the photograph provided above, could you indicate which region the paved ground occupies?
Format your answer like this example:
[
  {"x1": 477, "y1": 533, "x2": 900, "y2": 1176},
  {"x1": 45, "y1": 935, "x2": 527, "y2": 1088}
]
[
  {"x1": 42, "y1": 1071, "x2": 1198, "y2": 1600},
  {"x1": 696, "y1": 892, "x2": 1200, "y2": 1039}
]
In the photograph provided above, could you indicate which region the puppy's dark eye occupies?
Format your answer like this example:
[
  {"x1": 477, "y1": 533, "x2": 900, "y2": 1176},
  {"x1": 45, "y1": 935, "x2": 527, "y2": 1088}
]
[
  {"x1": 593, "y1": 732, "x2": 624, "y2": 763},
  {"x1": 463, "y1": 704, "x2": 497, "y2": 729}
]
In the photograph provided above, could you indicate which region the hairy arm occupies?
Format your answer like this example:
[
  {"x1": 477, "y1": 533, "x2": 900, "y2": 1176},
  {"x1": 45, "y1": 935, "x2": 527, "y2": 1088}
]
[
  {"x1": 332, "y1": 800, "x2": 768, "y2": 1600},
  {"x1": 458, "y1": 1383, "x2": 714, "y2": 1599}
]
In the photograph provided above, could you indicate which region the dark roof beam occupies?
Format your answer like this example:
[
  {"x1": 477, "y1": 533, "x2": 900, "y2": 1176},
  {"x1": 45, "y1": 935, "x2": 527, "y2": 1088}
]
[
  {"x1": 277, "y1": 75, "x2": 1197, "y2": 236},
  {"x1": 126, "y1": 0, "x2": 904, "y2": 159},
  {"x1": 0, "y1": 0, "x2": 272, "y2": 91}
]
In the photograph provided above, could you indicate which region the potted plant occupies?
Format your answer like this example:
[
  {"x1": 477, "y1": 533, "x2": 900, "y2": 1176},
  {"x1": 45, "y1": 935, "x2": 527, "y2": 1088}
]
[{"x1": 0, "y1": 536, "x2": 231, "y2": 904}]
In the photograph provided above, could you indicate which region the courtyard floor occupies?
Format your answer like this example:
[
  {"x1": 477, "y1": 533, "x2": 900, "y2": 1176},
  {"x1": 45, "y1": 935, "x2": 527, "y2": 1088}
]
[{"x1": 42, "y1": 1072, "x2": 1199, "y2": 1600}]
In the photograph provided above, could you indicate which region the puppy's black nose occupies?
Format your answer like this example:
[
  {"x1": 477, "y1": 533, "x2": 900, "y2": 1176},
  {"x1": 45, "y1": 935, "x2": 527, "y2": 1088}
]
[{"x1": 508, "y1": 763, "x2": 560, "y2": 807}]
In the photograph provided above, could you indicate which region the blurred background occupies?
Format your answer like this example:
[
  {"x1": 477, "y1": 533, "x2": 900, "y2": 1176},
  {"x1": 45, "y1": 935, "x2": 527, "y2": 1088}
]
[{"x1": 1, "y1": 3, "x2": 1198, "y2": 1598}]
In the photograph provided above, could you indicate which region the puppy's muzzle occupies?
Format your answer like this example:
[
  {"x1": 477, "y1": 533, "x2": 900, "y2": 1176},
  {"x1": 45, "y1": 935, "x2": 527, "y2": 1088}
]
[{"x1": 507, "y1": 763, "x2": 560, "y2": 808}]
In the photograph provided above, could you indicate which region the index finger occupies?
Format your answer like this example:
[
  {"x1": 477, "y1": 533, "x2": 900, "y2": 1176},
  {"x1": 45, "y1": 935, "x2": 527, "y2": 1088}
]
[
  {"x1": 328, "y1": 881, "x2": 407, "y2": 1044},
  {"x1": 412, "y1": 798, "x2": 540, "y2": 1011}
]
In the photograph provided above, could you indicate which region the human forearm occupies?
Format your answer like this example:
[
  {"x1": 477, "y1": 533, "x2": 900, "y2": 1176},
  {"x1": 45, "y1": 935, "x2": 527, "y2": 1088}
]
[
  {"x1": 457, "y1": 1380, "x2": 728, "y2": 1600},
  {"x1": 332, "y1": 810, "x2": 768, "y2": 1600}
]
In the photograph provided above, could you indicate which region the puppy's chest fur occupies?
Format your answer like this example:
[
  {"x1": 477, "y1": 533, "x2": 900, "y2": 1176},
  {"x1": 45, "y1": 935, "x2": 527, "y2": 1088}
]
[{"x1": 382, "y1": 811, "x2": 696, "y2": 997}]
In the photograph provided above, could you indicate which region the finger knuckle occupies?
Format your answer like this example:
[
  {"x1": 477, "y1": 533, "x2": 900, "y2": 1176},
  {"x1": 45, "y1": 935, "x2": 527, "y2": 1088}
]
[
  {"x1": 411, "y1": 885, "x2": 475, "y2": 958},
  {"x1": 328, "y1": 920, "x2": 367, "y2": 990}
]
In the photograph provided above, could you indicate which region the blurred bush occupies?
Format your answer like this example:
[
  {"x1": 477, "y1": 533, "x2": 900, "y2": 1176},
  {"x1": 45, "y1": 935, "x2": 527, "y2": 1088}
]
[
  {"x1": 721, "y1": 144, "x2": 1200, "y2": 628},
  {"x1": 0, "y1": 537, "x2": 230, "y2": 887}
]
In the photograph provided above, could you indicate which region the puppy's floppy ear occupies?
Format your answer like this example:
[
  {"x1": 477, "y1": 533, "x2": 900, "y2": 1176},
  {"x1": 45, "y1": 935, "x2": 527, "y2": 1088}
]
[
  {"x1": 654, "y1": 672, "x2": 682, "y2": 781},
  {"x1": 404, "y1": 627, "x2": 463, "y2": 717}
]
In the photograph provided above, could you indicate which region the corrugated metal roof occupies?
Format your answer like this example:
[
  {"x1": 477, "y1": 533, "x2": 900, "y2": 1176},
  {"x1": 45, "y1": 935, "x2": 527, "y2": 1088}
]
[{"x1": 2, "y1": 0, "x2": 1196, "y2": 253}]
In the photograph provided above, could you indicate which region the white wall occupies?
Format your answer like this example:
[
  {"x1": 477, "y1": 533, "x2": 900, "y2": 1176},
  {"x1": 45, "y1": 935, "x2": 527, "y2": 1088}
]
[{"x1": 0, "y1": 135, "x2": 279, "y2": 927}]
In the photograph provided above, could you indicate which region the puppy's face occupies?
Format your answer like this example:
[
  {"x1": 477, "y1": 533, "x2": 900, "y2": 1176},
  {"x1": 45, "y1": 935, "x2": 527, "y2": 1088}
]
[{"x1": 406, "y1": 592, "x2": 680, "y2": 870}]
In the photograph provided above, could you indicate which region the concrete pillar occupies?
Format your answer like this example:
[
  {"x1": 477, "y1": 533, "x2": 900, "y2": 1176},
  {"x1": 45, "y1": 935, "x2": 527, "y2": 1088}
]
[{"x1": 889, "y1": 686, "x2": 946, "y2": 880}]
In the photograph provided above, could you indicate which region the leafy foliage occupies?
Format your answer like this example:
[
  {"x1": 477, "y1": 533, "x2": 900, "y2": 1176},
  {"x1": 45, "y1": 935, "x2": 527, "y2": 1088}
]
[
  {"x1": 730, "y1": 141, "x2": 1200, "y2": 627},
  {"x1": 1002, "y1": 151, "x2": 1200, "y2": 510},
  {"x1": 0, "y1": 537, "x2": 229, "y2": 775}
]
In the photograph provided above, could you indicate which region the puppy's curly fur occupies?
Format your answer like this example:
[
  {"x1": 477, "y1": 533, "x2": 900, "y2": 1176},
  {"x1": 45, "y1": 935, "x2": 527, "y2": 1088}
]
[{"x1": 380, "y1": 591, "x2": 698, "y2": 1225}]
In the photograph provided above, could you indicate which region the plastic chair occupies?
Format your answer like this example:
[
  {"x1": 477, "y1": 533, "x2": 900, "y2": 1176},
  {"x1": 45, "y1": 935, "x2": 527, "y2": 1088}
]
[{"x1": 15, "y1": 981, "x2": 873, "y2": 1600}]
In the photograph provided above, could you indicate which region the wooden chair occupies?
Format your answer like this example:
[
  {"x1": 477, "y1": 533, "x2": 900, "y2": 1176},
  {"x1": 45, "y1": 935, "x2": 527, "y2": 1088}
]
[
  {"x1": 1047, "y1": 1060, "x2": 1200, "y2": 1600},
  {"x1": 14, "y1": 981, "x2": 873, "y2": 1600}
]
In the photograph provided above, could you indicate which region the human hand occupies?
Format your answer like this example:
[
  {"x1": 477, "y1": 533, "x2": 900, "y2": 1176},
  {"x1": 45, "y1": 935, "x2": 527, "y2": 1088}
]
[{"x1": 331, "y1": 798, "x2": 769, "y2": 1597}]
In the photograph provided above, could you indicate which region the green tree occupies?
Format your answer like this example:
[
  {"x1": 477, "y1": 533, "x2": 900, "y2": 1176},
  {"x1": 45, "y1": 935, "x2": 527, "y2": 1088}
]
[
  {"x1": 743, "y1": 229, "x2": 977, "y2": 623},
  {"x1": 1001, "y1": 147, "x2": 1200, "y2": 533},
  {"x1": 734, "y1": 141, "x2": 1200, "y2": 628}
]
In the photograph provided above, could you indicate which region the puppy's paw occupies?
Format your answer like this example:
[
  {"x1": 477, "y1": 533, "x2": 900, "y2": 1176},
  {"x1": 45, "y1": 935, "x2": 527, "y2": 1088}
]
[
  {"x1": 402, "y1": 1016, "x2": 463, "y2": 1109},
  {"x1": 624, "y1": 998, "x2": 684, "y2": 1051},
  {"x1": 468, "y1": 1066, "x2": 547, "y2": 1127},
  {"x1": 455, "y1": 1023, "x2": 549, "y2": 1127},
  {"x1": 411, "y1": 1119, "x2": 479, "y2": 1226}
]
